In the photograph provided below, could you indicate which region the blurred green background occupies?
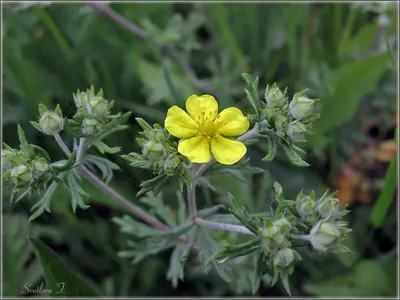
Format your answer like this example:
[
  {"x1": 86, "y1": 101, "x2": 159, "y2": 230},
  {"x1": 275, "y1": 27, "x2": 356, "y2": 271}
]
[{"x1": 2, "y1": 2, "x2": 398, "y2": 297}]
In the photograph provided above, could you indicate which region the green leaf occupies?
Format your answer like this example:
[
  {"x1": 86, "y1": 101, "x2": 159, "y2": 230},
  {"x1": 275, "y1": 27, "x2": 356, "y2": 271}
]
[
  {"x1": 140, "y1": 191, "x2": 177, "y2": 227},
  {"x1": 228, "y1": 193, "x2": 260, "y2": 235},
  {"x1": 29, "y1": 238, "x2": 99, "y2": 296},
  {"x1": 166, "y1": 243, "x2": 190, "y2": 288},
  {"x1": 29, "y1": 180, "x2": 59, "y2": 222},
  {"x1": 198, "y1": 204, "x2": 226, "y2": 218},
  {"x1": 30, "y1": 144, "x2": 51, "y2": 162},
  {"x1": 113, "y1": 215, "x2": 162, "y2": 238},
  {"x1": 176, "y1": 191, "x2": 187, "y2": 224},
  {"x1": 85, "y1": 154, "x2": 120, "y2": 184},
  {"x1": 280, "y1": 271, "x2": 291, "y2": 296},
  {"x1": 3, "y1": 215, "x2": 42, "y2": 296},
  {"x1": 371, "y1": 151, "x2": 397, "y2": 227},
  {"x1": 66, "y1": 170, "x2": 89, "y2": 212},
  {"x1": 30, "y1": 120, "x2": 41, "y2": 131},
  {"x1": 213, "y1": 239, "x2": 261, "y2": 263},
  {"x1": 65, "y1": 119, "x2": 84, "y2": 138},
  {"x1": 213, "y1": 3, "x2": 246, "y2": 69},
  {"x1": 262, "y1": 136, "x2": 277, "y2": 162},
  {"x1": 281, "y1": 142, "x2": 310, "y2": 167},
  {"x1": 241, "y1": 73, "x2": 261, "y2": 117},
  {"x1": 137, "y1": 60, "x2": 193, "y2": 106},
  {"x1": 304, "y1": 260, "x2": 391, "y2": 296},
  {"x1": 198, "y1": 228, "x2": 232, "y2": 283},
  {"x1": 92, "y1": 140, "x2": 121, "y2": 154},
  {"x1": 51, "y1": 150, "x2": 78, "y2": 172},
  {"x1": 136, "y1": 174, "x2": 169, "y2": 198},
  {"x1": 314, "y1": 52, "x2": 391, "y2": 137},
  {"x1": 38, "y1": 103, "x2": 48, "y2": 116},
  {"x1": 17, "y1": 124, "x2": 29, "y2": 151},
  {"x1": 161, "y1": 55, "x2": 181, "y2": 102},
  {"x1": 54, "y1": 104, "x2": 62, "y2": 117},
  {"x1": 251, "y1": 252, "x2": 269, "y2": 294}
]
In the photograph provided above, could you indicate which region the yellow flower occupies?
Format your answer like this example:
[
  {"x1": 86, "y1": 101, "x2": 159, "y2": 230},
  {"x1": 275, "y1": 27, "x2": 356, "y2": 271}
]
[{"x1": 165, "y1": 94, "x2": 250, "y2": 165}]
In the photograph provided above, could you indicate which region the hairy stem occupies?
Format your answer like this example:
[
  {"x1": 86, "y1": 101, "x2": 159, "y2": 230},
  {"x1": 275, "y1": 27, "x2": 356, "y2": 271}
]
[
  {"x1": 76, "y1": 137, "x2": 86, "y2": 161},
  {"x1": 195, "y1": 218, "x2": 254, "y2": 235},
  {"x1": 187, "y1": 183, "x2": 198, "y2": 218},
  {"x1": 53, "y1": 134, "x2": 189, "y2": 243},
  {"x1": 53, "y1": 133, "x2": 72, "y2": 156}
]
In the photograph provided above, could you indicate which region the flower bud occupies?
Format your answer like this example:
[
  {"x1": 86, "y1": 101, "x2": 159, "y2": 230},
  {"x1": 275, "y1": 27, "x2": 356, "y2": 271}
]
[
  {"x1": 316, "y1": 197, "x2": 339, "y2": 219},
  {"x1": 289, "y1": 95, "x2": 316, "y2": 120},
  {"x1": 39, "y1": 111, "x2": 64, "y2": 135},
  {"x1": 82, "y1": 118, "x2": 100, "y2": 136},
  {"x1": 308, "y1": 221, "x2": 341, "y2": 252},
  {"x1": 11, "y1": 165, "x2": 33, "y2": 186},
  {"x1": 265, "y1": 84, "x2": 288, "y2": 107},
  {"x1": 274, "y1": 115, "x2": 288, "y2": 138},
  {"x1": 163, "y1": 155, "x2": 181, "y2": 176},
  {"x1": 1, "y1": 150, "x2": 14, "y2": 172},
  {"x1": 261, "y1": 218, "x2": 292, "y2": 247},
  {"x1": 287, "y1": 121, "x2": 307, "y2": 142},
  {"x1": 273, "y1": 248, "x2": 294, "y2": 267},
  {"x1": 73, "y1": 91, "x2": 88, "y2": 108},
  {"x1": 296, "y1": 197, "x2": 314, "y2": 217},
  {"x1": 32, "y1": 159, "x2": 49, "y2": 178},
  {"x1": 142, "y1": 141, "x2": 165, "y2": 160},
  {"x1": 89, "y1": 96, "x2": 109, "y2": 118}
]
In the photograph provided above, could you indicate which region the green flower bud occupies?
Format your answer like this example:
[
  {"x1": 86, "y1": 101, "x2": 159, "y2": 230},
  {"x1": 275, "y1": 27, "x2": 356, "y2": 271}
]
[
  {"x1": 296, "y1": 197, "x2": 315, "y2": 217},
  {"x1": 142, "y1": 141, "x2": 165, "y2": 160},
  {"x1": 316, "y1": 197, "x2": 339, "y2": 219},
  {"x1": 82, "y1": 118, "x2": 100, "y2": 135},
  {"x1": 289, "y1": 95, "x2": 316, "y2": 120},
  {"x1": 308, "y1": 221, "x2": 341, "y2": 252},
  {"x1": 39, "y1": 111, "x2": 64, "y2": 135},
  {"x1": 11, "y1": 165, "x2": 33, "y2": 186},
  {"x1": 89, "y1": 96, "x2": 109, "y2": 118},
  {"x1": 274, "y1": 115, "x2": 288, "y2": 138},
  {"x1": 32, "y1": 159, "x2": 49, "y2": 178},
  {"x1": 273, "y1": 248, "x2": 294, "y2": 267},
  {"x1": 163, "y1": 155, "x2": 181, "y2": 176},
  {"x1": 73, "y1": 91, "x2": 88, "y2": 108},
  {"x1": 1, "y1": 150, "x2": 14, "y2": 172},
  {"x1": 265, "y1": 83, "x2": 288, "y2": 107},
  {"x1": 261, "y1": 218, "x2": 292, "y2": 248},
  {"x1": 287, "y1": 121, "x2": 307, "y2": 142}
]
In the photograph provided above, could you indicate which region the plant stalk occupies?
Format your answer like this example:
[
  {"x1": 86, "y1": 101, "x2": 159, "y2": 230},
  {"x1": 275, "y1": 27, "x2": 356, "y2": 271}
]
[
  {"x1": 53, "y1": 134, "x2": 189, "y2": 243},
  {"x1": 195, "y1": 218, "x2": 254, "y2": 235}
]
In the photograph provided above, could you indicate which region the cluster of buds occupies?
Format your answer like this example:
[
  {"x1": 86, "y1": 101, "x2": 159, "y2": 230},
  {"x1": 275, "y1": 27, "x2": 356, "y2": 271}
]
[
  {"x1": 292, "y1": 189, "x2": 351, "y2": 253},
  {"x1": 121, "y1": 118, "x2": 190, "y2": 179},
  {"x1": 2, "y1": 143, "x2": 52, "y2": 193},
  {"x1": 30, "y1": 104, "x2": 65, "y2": 135},
  {"x1": 257, "y1": 214, "x2": 301, "y2": 276},
  {"x1": 72, "y1": 86, "x2": 116, "y2": 136},
  {"x1": 2, "y1": 124, "x2": 78, "y2": 202},
  {"x1": 261, "y1": 84, "x2": 320, "y2": 144}
]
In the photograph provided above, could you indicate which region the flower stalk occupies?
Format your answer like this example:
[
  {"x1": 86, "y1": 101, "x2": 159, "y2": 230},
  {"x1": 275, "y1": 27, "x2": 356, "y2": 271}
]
[{"x1": 195, "y1": 218, "x2": 254, "y2": 235}]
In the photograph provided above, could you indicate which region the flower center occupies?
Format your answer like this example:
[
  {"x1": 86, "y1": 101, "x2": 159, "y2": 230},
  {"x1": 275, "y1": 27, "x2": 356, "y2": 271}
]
[{"x1": 199, "y1": 121, "x2": 217, "y2": 139}]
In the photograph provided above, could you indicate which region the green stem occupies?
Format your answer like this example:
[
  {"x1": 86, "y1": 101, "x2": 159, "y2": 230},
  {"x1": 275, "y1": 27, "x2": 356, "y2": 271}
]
[
  {"x1": 76, "y1": 137, "x2": 86, "y2": 161},
  {"x1": 195, "y1": 217, "x2": 254, "y2": 235}
]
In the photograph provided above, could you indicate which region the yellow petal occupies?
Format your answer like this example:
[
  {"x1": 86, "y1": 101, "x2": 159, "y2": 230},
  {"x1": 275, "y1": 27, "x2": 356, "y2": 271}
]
[
  {"x1": 165, "y1": 106, "x2": 199, "y2": 138},
  {"x1": 186, "y1": 94, "x2": 218, "y2": 123},
  {"x1": 215, "y1": 107, "x2": 250, "y2": 136},
  {"x1": 178, "y1": 135, "x2": 211, "y2": 163},
  {"x1": 211, "y1": 135, "x2": 247, "y2": 165}
]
